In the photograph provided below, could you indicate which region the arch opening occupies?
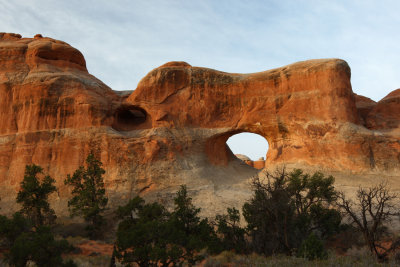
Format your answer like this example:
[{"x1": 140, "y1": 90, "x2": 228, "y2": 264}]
[
  {"x1": 226, "y1": 132, "x2": 269, "y2": 169},
  {"x1": 112, "y1": 106, "x2": 148, "y2": 131}
]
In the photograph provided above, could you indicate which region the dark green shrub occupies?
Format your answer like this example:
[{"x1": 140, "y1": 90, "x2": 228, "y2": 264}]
[
  {"x1": 0, "y1": 212, "x2": 31, "y2": 247},
  {"x1": 0, "y1": 213, "x2": 76, "y2": 267},
  {"x1": 215, "y1": 207, "x2": 247, "y2": 253},
  {"x1": 115, "y1": 196, "x2": 181, "y2": 266},
  {"x1": 115, "y1": 185, "x2": 218, "y2": 266},
  {"x1": 243, "y1": 168, "x2": 341, "y2": 256},
  {"x1": 9, "y1": 226, "x2": 76, "y2": 267},
  {"x1": 296, "y1": 233, "x2": 328, "y2": 260}
]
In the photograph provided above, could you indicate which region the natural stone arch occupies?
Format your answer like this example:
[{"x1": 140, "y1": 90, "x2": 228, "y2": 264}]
[
  {"x1": 205, "y1": 129, "x2": 271, "y2": 167},
  {"x1": 1, "y1": 32, "x2": 400, "y2": 218}
]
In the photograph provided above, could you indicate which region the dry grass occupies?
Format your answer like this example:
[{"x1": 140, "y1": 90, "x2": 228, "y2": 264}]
[{"x1": 200, "y1": 250, "x2": 400, "y2": 267}]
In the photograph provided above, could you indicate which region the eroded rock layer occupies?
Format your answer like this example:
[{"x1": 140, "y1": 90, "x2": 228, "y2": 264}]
[{"x1": 1, "y1": 33, "x2": 399, "y2": 217}]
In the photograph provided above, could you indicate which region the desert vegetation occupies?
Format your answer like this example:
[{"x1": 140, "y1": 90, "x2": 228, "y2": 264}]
[
  {"x1": 243, "y1": 169, "x2": 341, "y2": 259},
  {"x1": 64, "y1": 154, "x2": 108, "y2": 239},
  {"x1": 0, "y1": 164, "x2": 76, "y2": 266},
  {"x1": 0, "y1": 157, "x2": 400, "y2": 266}
]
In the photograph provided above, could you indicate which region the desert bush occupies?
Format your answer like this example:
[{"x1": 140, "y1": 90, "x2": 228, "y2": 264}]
[
  {"x1": 325, "y1": 223, "x2": 364, "y2": 254},
  {"x1": 215, "y1": 207, "x2": 248, "y2": 254},
  {"x1": 0, "y1": 213, "x2": 76, "y2": 267},
  {"x1": 115, "y1": 185, "x2": 217, "y2": 266},
  {"x1": 243, "y1": 168, "x2": 341, "y2": 257},
  {"x1": 0, "y1": 212, "x2": 31, "y2": 247},
  {"x1": 297, "y1": 233, "x2": 328, "y2": 260},
  {"x1": 8, "y1": 225, "x2": 75, "y2": 267},
  {"x1": 346, "y1": 245, "x2": 375, "y2": 262},
  {"x1": 0, "y1": 164, "x2": 77, "y2": 266},
  {"x1": 115, "y1": 196, "x2": 179, "y2": 266}
]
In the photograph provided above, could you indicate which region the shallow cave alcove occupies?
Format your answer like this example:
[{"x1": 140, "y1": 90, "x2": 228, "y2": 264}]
[{"x1": 112, "y1": 106, "x2": 148, "y2": 131}]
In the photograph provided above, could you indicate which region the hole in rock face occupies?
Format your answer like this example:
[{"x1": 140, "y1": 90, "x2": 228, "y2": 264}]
[
  {"x1": 112, "y1": 106, "x2": 147, "y2": 131},
  {"x1": 226, "y1": 132, "x2": 269, "y2": 169}
]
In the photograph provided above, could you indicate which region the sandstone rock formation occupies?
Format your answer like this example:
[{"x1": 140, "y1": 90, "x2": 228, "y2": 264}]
[
  {"x1": 1, "y1": 33, "x2": 399, "y2": 218},
  {"x1": 235, "y1": 154, "x2": 265, "y2": 170}
]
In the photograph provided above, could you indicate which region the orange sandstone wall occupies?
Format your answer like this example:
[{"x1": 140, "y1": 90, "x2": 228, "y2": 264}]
[{"x1": 1, "y1": 33, "x2": 399, "y2": 217}]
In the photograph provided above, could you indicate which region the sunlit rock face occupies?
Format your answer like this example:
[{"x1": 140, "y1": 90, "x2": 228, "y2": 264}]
[
  {"x1": 235, "y1": 155, "x2": 265, "y2": 169},
  {"x1": 1, "y1": 33, "x2": 399, "y2": 217}
]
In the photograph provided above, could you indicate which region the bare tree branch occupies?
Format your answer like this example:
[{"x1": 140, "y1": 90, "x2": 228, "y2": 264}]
[{"x1": 336, "y1": 181, "x2": 399, "y2": 262}]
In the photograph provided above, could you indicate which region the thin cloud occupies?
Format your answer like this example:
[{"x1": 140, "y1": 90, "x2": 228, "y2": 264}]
[{"x1": 1, "y1": 0, "x2": 399, "y2": 100}]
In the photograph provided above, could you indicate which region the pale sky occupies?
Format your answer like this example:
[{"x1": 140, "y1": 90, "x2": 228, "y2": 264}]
[{"x1": 2, "y1": 0, "x2": 399, "y2": 160}]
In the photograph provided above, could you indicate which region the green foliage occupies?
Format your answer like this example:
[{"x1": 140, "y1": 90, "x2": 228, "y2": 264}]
[
  {"x1": 115, "y1": 195, "x2": 145, "y2": 219},
  {"x1": 169, "y1": 185, "x2": 219, "y2": 264},
  {"x1": 0, "y1": 165, "x2": 76, "y2": 266},
  {"x1": 16, "y1": 164, "x2": 57, "y2": 227},
  {"x1": 0, "y1": 213, "x2": 76, "y2": 267},
  {"x1": 296, "y1": 233, "x2": 328, "y2": 260},
  {"x1": 243, "y1": 169, "x2": 295, "y2": 254},
  {"x1": 243, "y1": 168, "x2": 341, "y2": 256},
  {"x1": 116, "y1": 186, "x2": 218, "y2": 266},
  {"x1": 116, "y1": 196, "x2": 183, "y2": 266},
  {"x1": 215, "y1": 207, "x2": 247, "y2": 253},
  {"x1": 64, "y1": 154, "x2": 108, "y2": 238},
  {"x1": 8, "y1": 226, "x2": 76, "y2": 267},
  {"x1": 0, "y1": 212, "x2": 31, "y2": 247}
]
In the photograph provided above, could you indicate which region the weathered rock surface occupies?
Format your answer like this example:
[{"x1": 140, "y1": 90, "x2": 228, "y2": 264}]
[
  {"x1": 235, "y1": 154, "x2": 265, "y2": 169},
  {"x1": 1, "y1": 33, "x2": 400, "y2": 218},
  {"x1": 365, "y1": 89, "x2": 400, "y2": 130}
]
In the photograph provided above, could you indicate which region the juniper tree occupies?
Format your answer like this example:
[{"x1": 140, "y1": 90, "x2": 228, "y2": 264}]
[
  {"x1": 115, "y1": 186, "x2": 218, "y2": 266},
  {"x1": 116, "y1": 196, "x2": 183, "y2": 267},
  {"x1": 8, "y1": 225, "x2": 76, "y2": 267},
  {"x1": 0, "y1": 213, "x2": 76, "y2": 266},
  {"x1": 64, "y1": 154, "x2": 108, "y2": 238},
  {"x1": 0, "y1": 167, "x2": 76, "y2": 266},
  {"x1": 169, "y1": 185, "x2": 219, "y2": 264},
  {"x1": 16, "y1": 164, "x2": 57, "y2": 227},
  {"x1": 243, "y1": 168, "x2": 341, "y2": 257}
]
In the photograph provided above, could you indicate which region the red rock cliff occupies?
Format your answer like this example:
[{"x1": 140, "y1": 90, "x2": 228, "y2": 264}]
[{"x1": 1, "y1": 33, "x2": 399, "y2": 217}]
